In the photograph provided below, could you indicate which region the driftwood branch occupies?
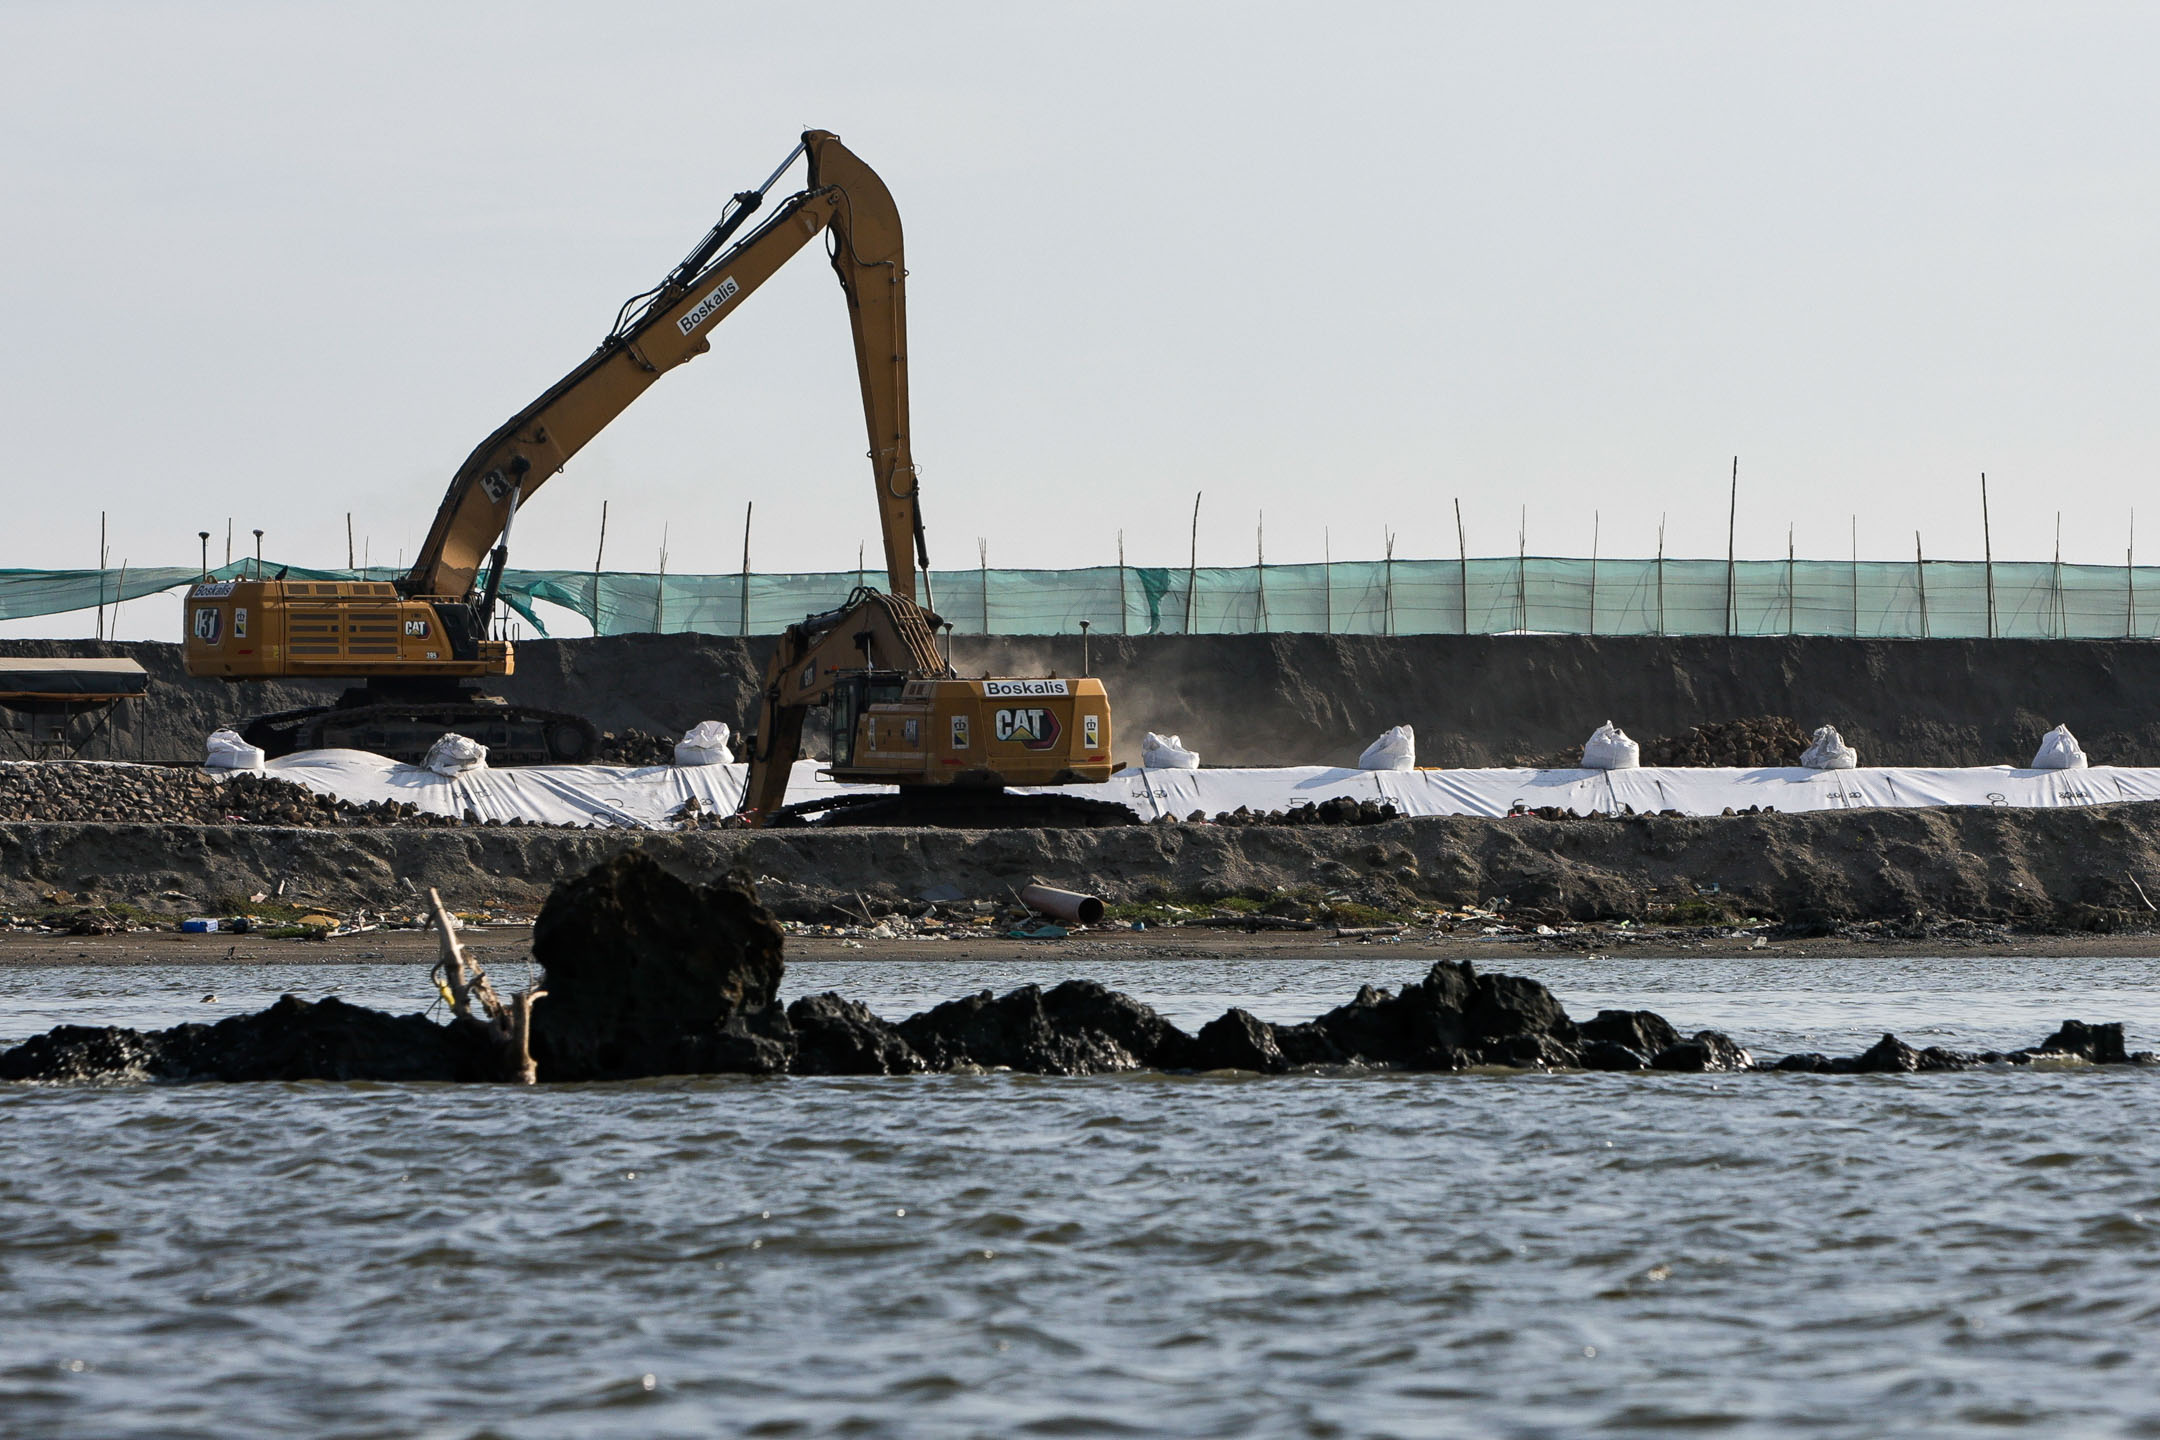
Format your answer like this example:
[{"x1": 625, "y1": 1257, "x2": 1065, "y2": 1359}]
[{"x1": 429, "y1": 887, "x2": 544, "y2": 1083}]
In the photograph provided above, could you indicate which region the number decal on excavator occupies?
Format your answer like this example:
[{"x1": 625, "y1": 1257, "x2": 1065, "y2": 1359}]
[
  {"x1": 995, "y1": 707, "x2": 1062, "y2": 750},
  {"x1": 192, "y1": 608, "x2": 221, "y2": 645}
]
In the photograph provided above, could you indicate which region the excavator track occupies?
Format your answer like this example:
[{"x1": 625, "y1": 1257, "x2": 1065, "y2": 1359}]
[
  {"x1": 766, "y1": 789, "x2": 1140, "y2": 830},
  {"x1": 240, "y1": 701, "x2": 600, "y2": 766}
]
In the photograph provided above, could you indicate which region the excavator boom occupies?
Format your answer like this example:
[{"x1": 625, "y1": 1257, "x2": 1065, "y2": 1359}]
[{"x1": 401, "y1": 130, "x2": 923, "y2": 607}]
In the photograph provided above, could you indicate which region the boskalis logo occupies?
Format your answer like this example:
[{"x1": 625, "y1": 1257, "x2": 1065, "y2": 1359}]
[{"x1": 994, "y1": 706, "x2": 1062, "y2": 751}]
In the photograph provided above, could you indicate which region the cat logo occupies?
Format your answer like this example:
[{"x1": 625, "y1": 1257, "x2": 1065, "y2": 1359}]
[
  {"x1": 403, "y1": 618, "x2": 430, "y2": 638},
  {"x1": 191, "y1": 607, "x2": 221, "y2": 646},
  {"x1": 995, "y1": 707, "x2": 1062, "y2": 751}
]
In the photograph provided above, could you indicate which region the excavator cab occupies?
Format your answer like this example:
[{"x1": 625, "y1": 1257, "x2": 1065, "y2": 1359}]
[{"x1": 827, "y1": 671, "x2": 910, "y2": 769}]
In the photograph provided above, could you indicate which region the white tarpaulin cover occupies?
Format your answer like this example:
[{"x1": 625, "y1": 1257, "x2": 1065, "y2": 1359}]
[{"x1": 232, "y1": 749, "x2": 2160, "y2": 829}]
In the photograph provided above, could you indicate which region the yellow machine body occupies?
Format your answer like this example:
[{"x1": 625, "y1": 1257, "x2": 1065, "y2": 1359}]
[
  {"x1": 831, "y1": 676, "x2": 1114, "y2": 789},
  {"x1": 182, "y1": 579, "x2": 511, "y2": 680}
]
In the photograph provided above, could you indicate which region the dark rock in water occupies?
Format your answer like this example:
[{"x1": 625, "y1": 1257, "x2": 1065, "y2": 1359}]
[
  {"x1": 530, "y1": 851, "x2": 788, "y2": 1080},
  {"x1": 1467, "y1": 972, "x2": 1578, "y2": 1049},
  {"x1": 1040, "y1": 981, "x2": 1194, "y2": 1070},
  {"x1": 1651, "y1": 1030, "x2": 1753, "y2": 1072},
  {"x1": 1579, "y1": 1009, "x2": 1681, "y2": 1058},
  {"x1": 1, "y1": 1025, "x2": 166, "y2": 1082},
  {"x1": 1297, "y1": 961, "x2": 1584, "y2": 1070},
  {"x1": 1192, "y1": 1008, "x2": 1288, "y2": 1073},
  {"x1": 787, "y1": 993, "x2": 925, "y2": 1076},
  {"x1": 0, "y1": 996, "x2": 477, "y2": 1083},
  {"x1": 1916, "y1": 1046, "x2": 1979, "y2": 1071},
  {"x1": 1771, "y1": 1052, "x2": 1834, "y2": 1073},
  {"x1": 1271, "y1": 1020, "x2": 1346, "y2": 1067},
  {"x1": 896, "y1": 982, "x2": 1191, "y2": 1074},
  {"x1": 1843, "y1": 1033, "x2": 1922, "y2": 1073},
  {"x1": 1579, "y1": 1039, "x2": 1652, "y2": 1071},
  {"x1": 2033, "y1": 1020, "x2": 2128, "y2": 1064}
]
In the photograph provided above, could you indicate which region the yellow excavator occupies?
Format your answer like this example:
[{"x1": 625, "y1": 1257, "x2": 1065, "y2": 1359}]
[{"x1": 183, "y1": 129, "x2": 1130, "y2": 826}]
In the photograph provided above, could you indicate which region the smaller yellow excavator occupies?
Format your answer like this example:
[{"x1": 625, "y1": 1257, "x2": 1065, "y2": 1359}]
[{"x1": 743, "y1": 586, "x2": 1127, "y2": 827}]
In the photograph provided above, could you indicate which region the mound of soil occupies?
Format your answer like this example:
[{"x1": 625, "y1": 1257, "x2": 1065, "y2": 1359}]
[{"x1": 1643, "y1": 716, "x2": 1813, "y2": 767}]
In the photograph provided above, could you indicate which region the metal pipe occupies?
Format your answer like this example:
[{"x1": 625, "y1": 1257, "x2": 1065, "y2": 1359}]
[{"x1": 1019, "y1": 882, "x2": 1104, "y2": 926}]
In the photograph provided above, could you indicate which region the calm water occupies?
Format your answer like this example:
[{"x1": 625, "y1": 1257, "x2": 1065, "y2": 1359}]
[{"x1": 2, "y1": 952, "x2": 2157, "y2": 1438}]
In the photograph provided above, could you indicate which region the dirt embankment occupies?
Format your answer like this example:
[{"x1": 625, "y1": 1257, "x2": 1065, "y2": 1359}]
[
  {"x1": 19, "y1": 632, "x2": 2160, "y2": 770},
  {"x1": 7, "y1": 803, "x2": 2159, "y2": 933}
]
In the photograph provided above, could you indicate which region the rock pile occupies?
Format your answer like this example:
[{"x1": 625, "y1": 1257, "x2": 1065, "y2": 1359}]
[
  {"x1": 1189, "y1": 797, "x2": 1400, "y2": 827},
  {"x1": 595, "y1": 728, "x2": 678, "y2": 766},
  {"x1": 0, "y1": 761, "x2": 447, "y2": 828},
  {"x1": 1644, "y1": 716, "x2": 1813, "y2": 768}
]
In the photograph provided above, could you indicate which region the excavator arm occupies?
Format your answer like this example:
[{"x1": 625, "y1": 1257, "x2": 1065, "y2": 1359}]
[
  {"x1": 741, "y1": 587, "x2": 950, "y2": 822},
  {"x1": 401, "y1": 129, "x2": 926, "y2": 610}
]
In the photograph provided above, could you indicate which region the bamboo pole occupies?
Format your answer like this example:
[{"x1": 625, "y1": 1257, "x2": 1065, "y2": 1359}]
[
  {"x1": 1384, "y1": 527, "x2": 1397, "y2": 637},
  {"x1": 1656, "y1": 514, "x2": 1666, "y2": 636},
  {"x1": 1725, "y1": 456, "x2": 1738, "y2": 636},
  {"x1": 1981, "y1": 474, "x2": 1995, "y2": 639},
  {"x1": 1117, "y1": 530, "x2": 1128, "y2": 636},
  {"x1": 1323, "y1": 527, "x2": 1333, "y2": 635},
  {"x1": 1254, "y1": 511, "x2": 1267, "y2": 633},
  {"x1": 738, "y1": 501, "x2": 753, "y2": 637},
  {"x1": 1915, "y1": 531, "x2": 1929, "y2": 638},
  {"x1": 1185, "y1": 492, "x2": 1202, "y2": 634},
  {"x1": 1786, "y1": 524, "x2": 1795, "y2": 636},
  {"x1": 590, "y1": 501, "x2": 609, "y2": 632},
  {"x1": 108, "y1": 561, "x2": 127, "y2": 642},
  {"x1": 1454, "y1": 499, "x2": 1468, "y2": 635},
  {"x1": 1589, "y1": 510, "x2": 1599, "y2": 636},
  {"x1": 653, "y1": 524, "x2": 668, "y2": 633}
]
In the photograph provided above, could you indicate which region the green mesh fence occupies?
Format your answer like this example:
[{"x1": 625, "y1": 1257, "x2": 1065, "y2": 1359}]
[{"x1": 13, "y1": 557, "x2": 2160, "y2": 640}]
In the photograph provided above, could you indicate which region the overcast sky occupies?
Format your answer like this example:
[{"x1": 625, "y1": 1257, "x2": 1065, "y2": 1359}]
[{"x1": 6, "y1": 1, "x2": 2160, "y2": 637}]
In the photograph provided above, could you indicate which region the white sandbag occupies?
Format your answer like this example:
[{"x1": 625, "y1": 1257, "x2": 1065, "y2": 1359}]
[
  {"x1": 1580, "y1": 721, "x2": 1640, "y2": 771},
  {"x1": 1141, "y1": 732, "x2": 1201, "y2": 769},
  {"x1": 2030, "y1": 724, "x2": 2087, "y2": 770},
  {"x1": 203, "y1": 728, "x2": 265, "y2": 774},
  {"x1": 1358, "y1": 724, "x2": 1416, "y2": 771},
  {"x1": 674, "y1": 720, "x2": 733, "y2": 766},
  {"x1": 1800, "y1": 725, "x2": 1858, "y2": 770},
  {"x1": 424, "y1": 732, "x2": 489, "y2": 777}
]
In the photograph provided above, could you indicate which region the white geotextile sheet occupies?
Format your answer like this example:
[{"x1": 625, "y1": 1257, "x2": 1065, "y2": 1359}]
[
  {"x1": 241, "y1": 750, "x2": 2160, "y2": 829},
  {"x1": 1075, "y1": 763, "x2": 2160, "y2": 821}
]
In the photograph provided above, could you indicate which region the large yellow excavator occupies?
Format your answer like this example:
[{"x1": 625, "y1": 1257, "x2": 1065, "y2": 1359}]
[{"x1": 183, "y1": 130, "x2": 1130, "y2": 826}]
